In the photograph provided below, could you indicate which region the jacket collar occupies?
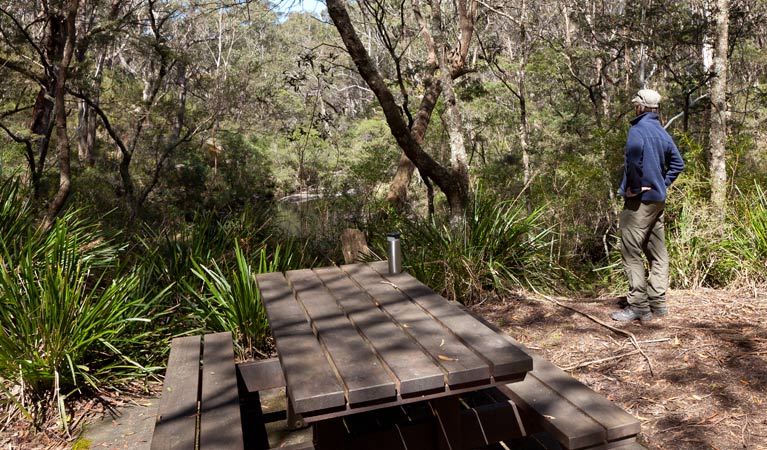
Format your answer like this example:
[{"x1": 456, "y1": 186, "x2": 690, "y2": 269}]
[{"x1": 631, "y1": 112, "x2": 659, "y2": 126}]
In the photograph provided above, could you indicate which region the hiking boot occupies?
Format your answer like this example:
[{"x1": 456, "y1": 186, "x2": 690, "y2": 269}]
[
  {"x1": 651, "y1": 307, "x2": 668, "y2": 317},
  {"x1": 611, "y1": 307, "x2": 653, "y2": 323}
]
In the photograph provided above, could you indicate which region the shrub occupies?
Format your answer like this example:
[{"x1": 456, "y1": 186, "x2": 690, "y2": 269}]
[
  {"x1": 0, "y1": 186, "x2": 166, "y2": 432},
  {"x1": 184, "y1": 243, "x2": 298, "y2": 359},
  {"x1": 377, "y1": 189, "x2": 558, "y2": 305}
]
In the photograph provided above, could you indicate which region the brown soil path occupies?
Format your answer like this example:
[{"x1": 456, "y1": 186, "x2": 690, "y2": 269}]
[{"x1": 474, "y1": 288, "x2": 767, "y2": 450}]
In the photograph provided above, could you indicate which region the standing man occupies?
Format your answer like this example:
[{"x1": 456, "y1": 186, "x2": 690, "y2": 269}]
[{"x1": 613, "y1": 89, "x2": 685, "y2": 323}]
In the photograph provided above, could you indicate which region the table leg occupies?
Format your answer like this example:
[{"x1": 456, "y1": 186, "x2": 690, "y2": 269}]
[
  {"x1": 287, "y1": 396, "x2": 307, "y2": 430},
  {"x1": 430, "y1": 395, "x2": 461, "y2": 450}
]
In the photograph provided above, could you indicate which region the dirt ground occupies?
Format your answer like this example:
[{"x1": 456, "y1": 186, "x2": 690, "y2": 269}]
[
  {"x1": 474, "y1": 288, "x2": 767, "y2": 450},
  {"x1": 3, "y1": 289, "x2": 766, "y2": 450}
]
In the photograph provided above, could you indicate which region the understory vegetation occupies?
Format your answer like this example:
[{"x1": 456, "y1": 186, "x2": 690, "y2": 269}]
[
  {"x1": 4, "y1": 166, "x2": 767, "y2": 434},
  {"x1": 1, "y1": 0, "x2": 767, "y2": 442}
]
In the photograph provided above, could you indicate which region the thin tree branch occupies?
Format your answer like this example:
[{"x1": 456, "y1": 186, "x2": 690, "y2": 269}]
[{"x1": 530, "y1": 289, "x2": 655, "y2": 376}]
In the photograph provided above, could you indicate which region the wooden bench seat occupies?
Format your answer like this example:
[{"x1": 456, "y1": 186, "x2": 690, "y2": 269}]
[
  {"x1": 498, "y1": 347, "x2": 642, "y2": 450},
  {"x1": 151, "y1": 332, "x2": 244, "y2": 450},
  {"x1": 237, "y1": 353, "x2": 643, "y2": 450},
  {"x1": 467, "y1": 310, "x2": 645, "y2": 450}
]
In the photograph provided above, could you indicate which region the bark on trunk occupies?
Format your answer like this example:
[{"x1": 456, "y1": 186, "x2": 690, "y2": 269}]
[
  {"x1": 430, "y1": 0, "x2": 470, "y2": 218},
  {"x1": 77, "y1": 100, "x2": 97, "y2": 167},
  {"x1": 709, "y1": 0, "x2": 729, "y2": 213},
  {"x1": 326, "y1": 0, "x2": 469, "y2": 216},
  {"x1": 43, "y1": 0, "x2": 78, "y2": 229}
]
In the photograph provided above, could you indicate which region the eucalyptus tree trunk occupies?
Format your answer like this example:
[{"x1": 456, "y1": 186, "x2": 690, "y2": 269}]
[
  {"x1": 429, "y1": 0, "x2": 471, "y2": 218},
  {"x1": 386, "y1": 155, "x2": 417, "y2": 210},
  {"x1": 325, "y1": 0, "x2": 471, "y2": 218},
  {"x1": 77, "y1": 54, "x2": 104, "y2": 168},
  {"x1": 709, "y1": 0, "x2": 729, "y2": 213},
  {"x1": 75, "y1": 0, "x2": 121, "y2": 169},
  {"x1": 43, "y1": 0, "x2": 79, "y2": 229}
]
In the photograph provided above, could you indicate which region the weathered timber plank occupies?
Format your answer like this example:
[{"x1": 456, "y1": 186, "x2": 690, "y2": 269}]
[
  {"x1": 199, "y1": 332, "x2": 244, "y2": 450},
  {"x1": 342, "y1": 263, "x2": 490, "y2": 387},
  {"x1": 468, "y1": 309, "x2": 641, "y2": 443},
  {"x1": 498, "y1": 376, "x2": 605, "y2": 450},
  {"x1": 257, "y1": 272, "x2": 345, "y2": 414},
  {"x1": 374, "y1": 264, "x2": 533, "y2": 380},
  {"x1": 525, "y1": 357, "x2": 640, "y2": 441},
  {"x1": 603, "y1": 441, "x2": 646, "y2": 450},
  {"x1": 286, "y1": 269, "x2": 396, "y2": 405},
  {"x1": 152, "y1": 335, "x2": 201, "y2": 450},
  {"x1": 313, "y1": 266, "x2": 444, "y2": 395},
  {"x1": 237, "y1": 358, "x2": 286, "y2": 392}
]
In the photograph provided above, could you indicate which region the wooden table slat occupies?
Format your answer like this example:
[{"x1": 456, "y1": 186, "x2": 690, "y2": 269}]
[
  {"x1": 237, "y1": 358, "x2": 286, "y2": 392},
  {"x1": 313, "y1": 266, "x2": 445, "y2": 395},
  {"x1": 524, "y1": 354, "x2": 641, "y2": 441},
  {"x1": 372, "y1": 264, "x2": 533, "y2": 380},
  {"x1": 286, "y1": 269, "x2": 396, "y2": 405},
  {"x1": 199, "y1": 332, "x2": 244, "y2": 450},
  {"x1": 152, "y1": 335, "x2": 201, "y2": 450},
  {"x1": 256, "y1": 272, "x2": 346, "y2": 413},
  {"x1": 498, "y1": 375, "x2": 605, "y2": 449},
  {"x1": 342, "y1": 263, "x2": 490, "y2": 387}
]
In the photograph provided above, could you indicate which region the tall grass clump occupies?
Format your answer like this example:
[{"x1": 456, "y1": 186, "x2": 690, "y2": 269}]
[
  {"x1": 730, "y1": 184, "x2": 767, "y2": 284},
  {"x1": 184, "y1": 243, "x2": 301, "y2": 359},
  {"x1": 0, "y1": 180, "x2": 166, "y2": 433},
  {"x1": 385, "y1": 190, "x2": 557, "y2": 305},
  {"x1": 665, "y1": 195, "x2": 737, "y2": 288}
]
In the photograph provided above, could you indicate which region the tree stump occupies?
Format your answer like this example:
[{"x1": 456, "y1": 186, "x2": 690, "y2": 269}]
[{"x1": 340, "y1": 228, "x2": 370, "y2": 264}]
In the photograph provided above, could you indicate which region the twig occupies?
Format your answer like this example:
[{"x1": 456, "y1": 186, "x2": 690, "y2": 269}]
[
  {"x1": 563, "y1": 339, "x2": 668, "y2": 370},
  {"x1": 562, "y1": 349, "x2": 641, "y2": 371},
  {"x1": 529, "y1": 290, "x2": 655, "y2": 376},
  {"x1": 741, "y1": 414, "x2": 749, "y2": 448}
]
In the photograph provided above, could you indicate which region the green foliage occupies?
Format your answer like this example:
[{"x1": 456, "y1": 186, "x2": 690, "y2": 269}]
[
  {"x1": 379, "y1": 189, "x2": 557, "y2": 305},
  {"x1": 184, "y1": 243, "x2": 289, "y2": 359},
  {"x1": 134, "y1": 206, "x2": 279, "y2": 303},
  {"x1": 135, "y1": 205, "x2": 312, "y2": 348},
  {"x1": 0, "y1": 182, "x2": 167, "y2": 432},
  {"x1": 672, "y1": 132, "x2": 712, "y2": 202},
  {"x1": 729, "y1": 184, "x2": 767, "y2": 284},
  {"x1": 0, "y1": 177, "x2": 32, "y2": 251},
  {"x1": 665, "y1": 196, "x2": 737, "y2": 288},
  {"x1": 140, "y1": 132, "x2": 276, "y2": 221},
  {"x1": 345, "y1": 118, "x2": 399, "y2": 188}
]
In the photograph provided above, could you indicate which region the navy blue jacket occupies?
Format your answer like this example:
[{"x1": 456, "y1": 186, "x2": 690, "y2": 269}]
[{"x1": 619, "y1": 112, "x2": 684, "y2": 202}]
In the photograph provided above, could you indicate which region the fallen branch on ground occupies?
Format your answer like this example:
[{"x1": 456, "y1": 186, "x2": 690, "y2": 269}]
[
  {"x1": 562, "y1": 349, "x2": 641, "y2": 371},
  {"x1": 529, "y1": 290, "x2": 655, "y2": 376}
]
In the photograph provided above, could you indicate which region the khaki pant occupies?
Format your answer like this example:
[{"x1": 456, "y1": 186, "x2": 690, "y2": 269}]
[{"x1": 620, "y1": 199, "x2": 667, "y2": 313}]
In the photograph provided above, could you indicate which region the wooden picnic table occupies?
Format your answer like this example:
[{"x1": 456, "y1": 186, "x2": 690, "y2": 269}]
[{"x1": 256, "y1": 261, "x2": 533, "y2": 449}]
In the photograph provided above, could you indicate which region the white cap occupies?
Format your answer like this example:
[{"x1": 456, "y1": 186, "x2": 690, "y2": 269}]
[{"x1": 632, "y1": 89, "x2": 661, "y2": 108}]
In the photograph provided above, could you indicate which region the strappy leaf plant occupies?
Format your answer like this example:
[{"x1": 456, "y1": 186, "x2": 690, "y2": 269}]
[
  {"x1": 184, "y1": 243, "x2": 298, "y2": 359},
  {"x1": 380, "y1": 188, "x2": 557, "y2": 305},
  {"x1": 0, "y1": 179, "x2": 166, "y2": 433},
  {"x1": 730, "y1": 184, "x2": 767, "y2": 284}
]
